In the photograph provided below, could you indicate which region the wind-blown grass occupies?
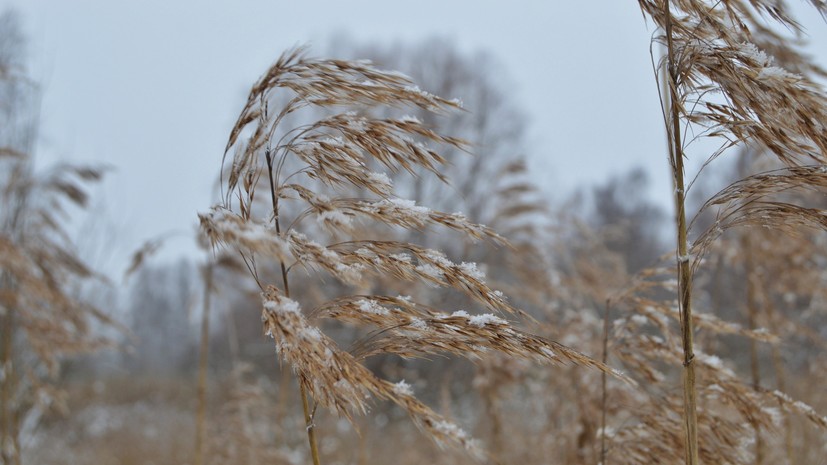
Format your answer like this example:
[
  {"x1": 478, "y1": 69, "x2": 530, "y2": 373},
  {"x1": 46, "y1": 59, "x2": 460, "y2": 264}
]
[
  {"x1": 638, "y1": 1, "x2": 827, "y2": 463},
  {"x1": 200, "y1": 47, "x2": 625, "y2": 462}
]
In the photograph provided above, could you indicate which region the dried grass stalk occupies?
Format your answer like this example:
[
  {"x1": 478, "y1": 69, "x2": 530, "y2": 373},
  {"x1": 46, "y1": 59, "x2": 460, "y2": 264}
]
[{"x1": 638, "y1": 1, "x2": 827, "y2": 462}]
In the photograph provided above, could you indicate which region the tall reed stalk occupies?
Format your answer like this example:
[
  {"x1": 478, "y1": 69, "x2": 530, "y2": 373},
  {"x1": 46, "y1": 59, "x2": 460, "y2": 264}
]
[
  {"x1": 600, "y1": 299, "x2": 611, "y2": 465},
  {"x1": 742, "y1": 234, "x2": 763, "y2": 464},
  {"x1": 0, "y1": 296, "x2": 19, "y2": 465},
  {"x1": 770, "y1": 344, "x2": 793, "y2": 464},
  {"x1": 662, "y1": 2, "x2": 699, "y2": 462},
  {"x1": 264, "y1": 148, "x2": 321, "y2": 465}
]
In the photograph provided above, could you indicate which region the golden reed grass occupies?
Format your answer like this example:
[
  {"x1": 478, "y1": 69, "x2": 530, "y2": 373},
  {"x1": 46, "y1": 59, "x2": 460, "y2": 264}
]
[
  {"x1": 638, "y1": 1, "x2": 827, "y2": 463},
  {"x1": 199, "y1": 47, "x2": 627, "y2": 462}
]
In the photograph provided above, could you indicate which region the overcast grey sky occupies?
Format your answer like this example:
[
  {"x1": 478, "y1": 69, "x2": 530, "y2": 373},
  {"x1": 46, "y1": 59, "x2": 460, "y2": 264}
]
[{"x1": 2, "y1": 1, "x2": 826, "y2": 271}]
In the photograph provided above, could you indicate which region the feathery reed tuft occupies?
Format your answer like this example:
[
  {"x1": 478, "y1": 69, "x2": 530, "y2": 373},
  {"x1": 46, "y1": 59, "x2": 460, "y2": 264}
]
[{"x1": 200, "y1": 46, "x2": 624, "y2": 460}]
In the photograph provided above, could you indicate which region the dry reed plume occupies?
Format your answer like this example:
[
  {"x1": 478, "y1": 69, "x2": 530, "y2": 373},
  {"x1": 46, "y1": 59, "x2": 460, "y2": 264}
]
[{"x1": 199, "y1": 47, "x2": 626, "y2": 461}]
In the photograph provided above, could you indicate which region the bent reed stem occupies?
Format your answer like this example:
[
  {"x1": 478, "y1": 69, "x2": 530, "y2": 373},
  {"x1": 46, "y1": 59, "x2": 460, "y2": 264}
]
[{"x1": 266, "y1": 149, "x2": 322, "y2": 465}]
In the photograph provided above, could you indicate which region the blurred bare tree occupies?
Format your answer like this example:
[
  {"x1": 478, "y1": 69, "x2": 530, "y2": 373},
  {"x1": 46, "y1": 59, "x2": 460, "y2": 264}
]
[
  {"x1": 126, "y1": 259, "x2": 196, "y2": 376},
  {"x1": 589, "y1": 167, "x2": 666, "y2": 273},
  {"x1": 330, "y1": 37, "x2": 529, "y2": 238}
]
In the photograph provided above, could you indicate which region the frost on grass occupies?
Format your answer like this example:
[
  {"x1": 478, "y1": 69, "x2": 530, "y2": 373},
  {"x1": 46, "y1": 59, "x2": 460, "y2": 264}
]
[
  {"x1": 399, "y1": 114, "x2": 422, "y2": 124},
  {"x1": 356, "y1": 299, "x2": 389, "y2": 315},
  {"x1": 415, "y1": 263, "x2": 444, "y2": 281},
  {"x1": 409, "y1": 318, "x2": 429, "y2": 331},
  {"x1": 198, "y1": 207, "x2": 291, "y2": 261},
  {"x1": 771, "y1": 390, "x2": 827, "y2": 429},
  {"x1": 317, "y1": 208, "x2": 354, "y2": 229},
  {"x1": 386, "y1": 197, "x2": 430, "y2": 214},
  {"x1": 263, "y1": 297, "x2": 301, "y2": 315},
  {"x1": 467, "y1": 313, "x2": 506, "y2": 327},
  {"x1": 392, "y1": 380, "x2": 414, "y2": 396},
  {"x1": 366, "y1": 171, "x2": 393, "y2": 193},
  {"x1": 757, "y1": 66, "x2": 796, "y2": 82},
  {"x1": 458, "y1": 262, "x2": 486, "y2": 281}
]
